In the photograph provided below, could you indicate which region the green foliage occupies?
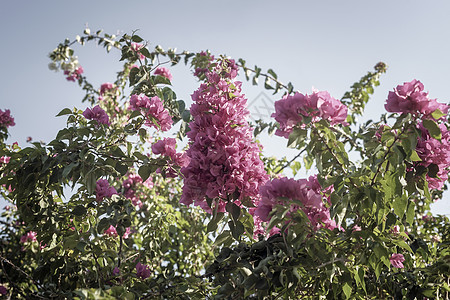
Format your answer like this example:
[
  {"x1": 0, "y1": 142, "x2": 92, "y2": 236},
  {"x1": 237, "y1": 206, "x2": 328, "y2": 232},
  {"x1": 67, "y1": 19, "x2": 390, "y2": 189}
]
[{"x1": 0, "y1": 28, "x2": 448, "y2": 299}]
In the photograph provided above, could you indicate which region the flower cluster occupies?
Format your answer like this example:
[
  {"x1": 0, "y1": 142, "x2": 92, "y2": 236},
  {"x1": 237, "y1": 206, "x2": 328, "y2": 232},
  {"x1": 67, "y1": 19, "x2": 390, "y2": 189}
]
[
  {"x1": 390, "y1": 253, "x2": 405, "y2": 268},
  {"x1": 99, "y1": 82, "x2": 115, "y2": 96},
  {"x1": 123, "y1": 173, "x2": 145, "y2": 208},
  {"x1": 272, "y1": 90, "x2": 348, "y2": 138},
  {"x1": 130, "y1": 42, "x2": 146, "y2": 60},
  {"x1": 0, "y1": 156, "x2": 10, "y2": 164},
  {"x1": 385, "y1": 79, "x2": 448, "y2": 118},
  {"x1": 152, "y1": 138, "x2": 189, "y2": 178},
  {"x1": 0, "y1": 109, "x2": 15, "y2": 128},
  {"x1": 181, "y1": 59, "x2": 268, "y2": 212},
  {"x1": 415, "y1": 122, "x2": 450, "y2": 190},
  {"x1": 103, "y1": 225, "x2": 132, "y2": 239},
  {"x1": 129, "y1": 94, "x2": 172, "y2": 131},
  {"x1": 20, "y1": 231, "x2": 37, "y2": 243},
  {"x1": 95, "y1": 179, "x2": 117, "y2": 202},
  {"x1": 83, "y1": 105, "x2": 110, "y2": 126},
  {"x1": 64, "y1": 66, "x2": 83, "y2": 82},
  {"x1": 136, "y1": 262, "x2": 151, "y2": 280},
  {"x1": 154, "y1": 67, "x2": 173, "y2": 81},
  {"x1": 255, "y1": 176, "x2": 337, "y2": 232}
]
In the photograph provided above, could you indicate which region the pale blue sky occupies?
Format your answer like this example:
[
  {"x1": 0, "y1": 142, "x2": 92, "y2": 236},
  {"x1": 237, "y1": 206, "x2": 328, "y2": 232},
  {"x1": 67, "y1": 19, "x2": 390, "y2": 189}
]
[{"x1": 0, "y1": 1, "x2": 449, "y2": 214}]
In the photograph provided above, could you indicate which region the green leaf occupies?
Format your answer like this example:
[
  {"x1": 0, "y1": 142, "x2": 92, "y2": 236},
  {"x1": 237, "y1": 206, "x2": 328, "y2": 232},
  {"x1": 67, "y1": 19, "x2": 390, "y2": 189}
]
[
  {"x1": 422, "y1": 119, "x2": 441, "y2": 140},
  {"x1": 131, "y1": 35, "x2": 143, "y2": 43},
  {"x1": 431, "y1": 108, "x2": 446, "y2": 120},
  {"x1": 207, "y1": 212, "x2": 224, "y2": 233},
  {"x1": 138, "y1": 164, "x2": 154, "y2": 181},
  {"x1": 393, "y1": 194, "x2": 407, "y2": 219},
  {"x1": 115, "y1": 163, "x2": 128, "y2": 176},
  {"x1": 226, "y1": 202, "x2": 240, "y2": 221},
  {"x1": 139, "y1": 47, "x2": 151, "y2": 59},
  {"x1": 181, "y1": 110, "x2": 191, "y2": 122},
  {"x1": 267, "y1": 69, "x2": 277, "y2": 79},
  {"x1": 342, "y1": 282, "x2": 352, "y2": 299},
  {"x1": 72, "y1": 205, "x2": 87, "y2": 216},
  {"x1": 97, "y1": 218, "x2": 110, "y2": 234},
  {"x1": 56, "y1": 108, "x2": 72, "y2": 117},
  {"x1": 76, "y1": 241, "x2": 87, "y2": 252},
  {"x1": 392, "y1": 239, "x2": 413, "y2": 253},
  {"x1": 409, "y1": 150, "x2": 422, "y2": 162}
]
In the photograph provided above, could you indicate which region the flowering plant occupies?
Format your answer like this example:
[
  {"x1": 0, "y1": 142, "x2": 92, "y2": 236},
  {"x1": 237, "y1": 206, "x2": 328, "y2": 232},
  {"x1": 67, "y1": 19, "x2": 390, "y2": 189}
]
[{"x1": 0, "y1": 29, "x2": 448, "y2": 299}]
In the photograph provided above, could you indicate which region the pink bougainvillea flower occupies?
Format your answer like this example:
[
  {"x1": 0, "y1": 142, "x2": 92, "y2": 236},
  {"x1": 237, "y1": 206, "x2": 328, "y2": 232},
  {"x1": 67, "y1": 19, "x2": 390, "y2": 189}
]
[
  {"x1": 128, "y1": 94, "x2": 172, "y2": 131},
  {"x1": 154, "y1": 67, "x2": 173, "y2": 81},
  {"x1": 415, "y1": 122, "x2": 450, "y2": 190},
  {"x1": 95, "y1": 179, "x2": 117, "y2": 202},
  {"x1": 123, "y1": 173, "x2": 145, "y2": 209},
  {"x1": 64, "y1": 66, "x2": 84, "y2": 81},
  {"x1": 104, "y1": 225, "x2": 118, "y2": 237},
  {"x1": 152, "y1": 138, "x2": 189, "y2": 178},
  {"x1": 0, "y1": 156, "x2": 10, "y2": 164},
  {"x1": 20, "y1": 231, "x2": 37, "y2": 243},
  {"x1": 136, "y1": 262, "x2": 151, "y2": 279},
  {"x1": 390, "y1": 253, "x2": 405, "y2": 268},
  {"x1": 0, "y1": 109, "x2": 15, "y2": 128},
  {"x1": 272, "y1": 90, "x2": 348, "y2": 138},
  {"x1": 83, "y1": 105, "x2": 111, "y2": 126},
  {"x1": 255, "y1": 175, "x2": 337, "y2": 232},
  {"x1": 130, "y1": 43, "x2": 146, "y2": 60},
  {"x1": 180, "y1": 59, "x2": 268, "y2": 212},
  {"x1": 123, "y1": 227, "x2": 132, "y2": 239},
  {"x1": 385, "y1": 79, "x2": 448, "y2": 118},
  {"x1": 99, "y1": 82, "x2": 115, "y2": 96},
  {"x1": 112, "y1": 267, "x2": 120, "y2": 276}
]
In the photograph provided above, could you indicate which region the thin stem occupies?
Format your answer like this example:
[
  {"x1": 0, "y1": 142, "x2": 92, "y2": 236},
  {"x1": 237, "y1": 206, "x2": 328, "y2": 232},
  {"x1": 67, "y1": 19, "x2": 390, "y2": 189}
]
[{"x1": 276, "y1": 149, "x2": 306, "y2": 174}]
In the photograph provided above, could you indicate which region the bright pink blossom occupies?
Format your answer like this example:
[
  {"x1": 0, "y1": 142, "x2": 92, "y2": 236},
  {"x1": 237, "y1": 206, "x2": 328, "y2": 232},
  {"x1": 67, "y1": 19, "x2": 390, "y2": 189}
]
[
  {"x1": 415, "y1": 122, "x2": 450, "y2": 190},
  {"x1": 136, "y1": 262, "x2": 151, "y2": 279},
  {"x1": 390, "y1": 253, "x2": 405, "y2": 268},
  {"x1": 123, "y1": 173, "x2": 144, "y2": 209},
  {"x1": 128, "y1": 94, "x2": 172, "y2": 131},
  {"x1": 104, "y1": 225, "x2": 118, "y2": 237},
  {"x1": 181, "y1": 59, "x2": 268, "y2": 212},
  {"x1": 83, "y1": 105, "x2": 110, "y2": 126},
  {"x1": 0, "y1": 109, "x2": 15, "y2": 128},
  {"x1": 100, "y1": 82, "x2": 115, "y2": 96},
  {"x1": 272, "y1": 90, "x2": 348, "y2": 138},
  {"x1": 385, "y1": 80, "x2": 448, "y2": 118},
  {"x1": 0, "y1": 156, "x2": 10, "y2": 164},
  {"x1": 255, "y1": 176, "x2": 337, "y2": 232},
  {"x1": 64, "y1": 66, "x2": 83, "y2": 81},
  {"x1": 123, "y1": 227, "x2": 132, "y2": 239},
  {"x1": 152, "y1": 138, "x2": 189, "y2": 178},
  {"x1": 131, "y1": 43, "x2": 146, "y2": 60},
  {"x1": 20, "y1": 231, "x2": 37, "y2": 243},
  {"x1": 154, "y1": 67, "x2": 173, "y2": 81},
  {"x1": 95, "y1": 179, "x2": 117, "y2": 202}
]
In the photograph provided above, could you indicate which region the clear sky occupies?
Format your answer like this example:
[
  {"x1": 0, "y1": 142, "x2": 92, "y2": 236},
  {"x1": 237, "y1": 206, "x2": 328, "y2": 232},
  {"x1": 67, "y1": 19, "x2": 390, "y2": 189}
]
[{"x1": 0, "y1": 1, "x2": 449, "y2": 214}]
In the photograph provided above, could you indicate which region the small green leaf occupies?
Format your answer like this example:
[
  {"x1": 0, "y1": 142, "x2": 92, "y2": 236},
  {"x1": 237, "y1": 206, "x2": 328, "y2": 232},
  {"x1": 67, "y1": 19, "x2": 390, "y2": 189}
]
[
  {"x1": 226, "y1": 202, "x2": 240, "y2": 221},
  {"x1": 56, "y1": 108, "x2": 72, "y2": 117},
  {"x1": 422, "y1": 119, "x2": 441, "y2": 140},
  {"x1": 342, "y1": 282, "x2": 352, "y2": 299},
  {"x1": 115, "y1": 163, "x2": 128, "y2": 176},
  {"x1": 131, "y1": 35, "x2": 143, "y2": 43},
  {"x1": 138, "y1": 164, "x2": 154, "y2": 181},
  {"x1": 431, "y1": 108, "x2": 445, "y2": 120},
  {"x1": 72, "y1": 205, "x2": 87, "y2": 216},
  {"x1": 409, "y1": 150, "x2": 422, "y2": 162}
]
